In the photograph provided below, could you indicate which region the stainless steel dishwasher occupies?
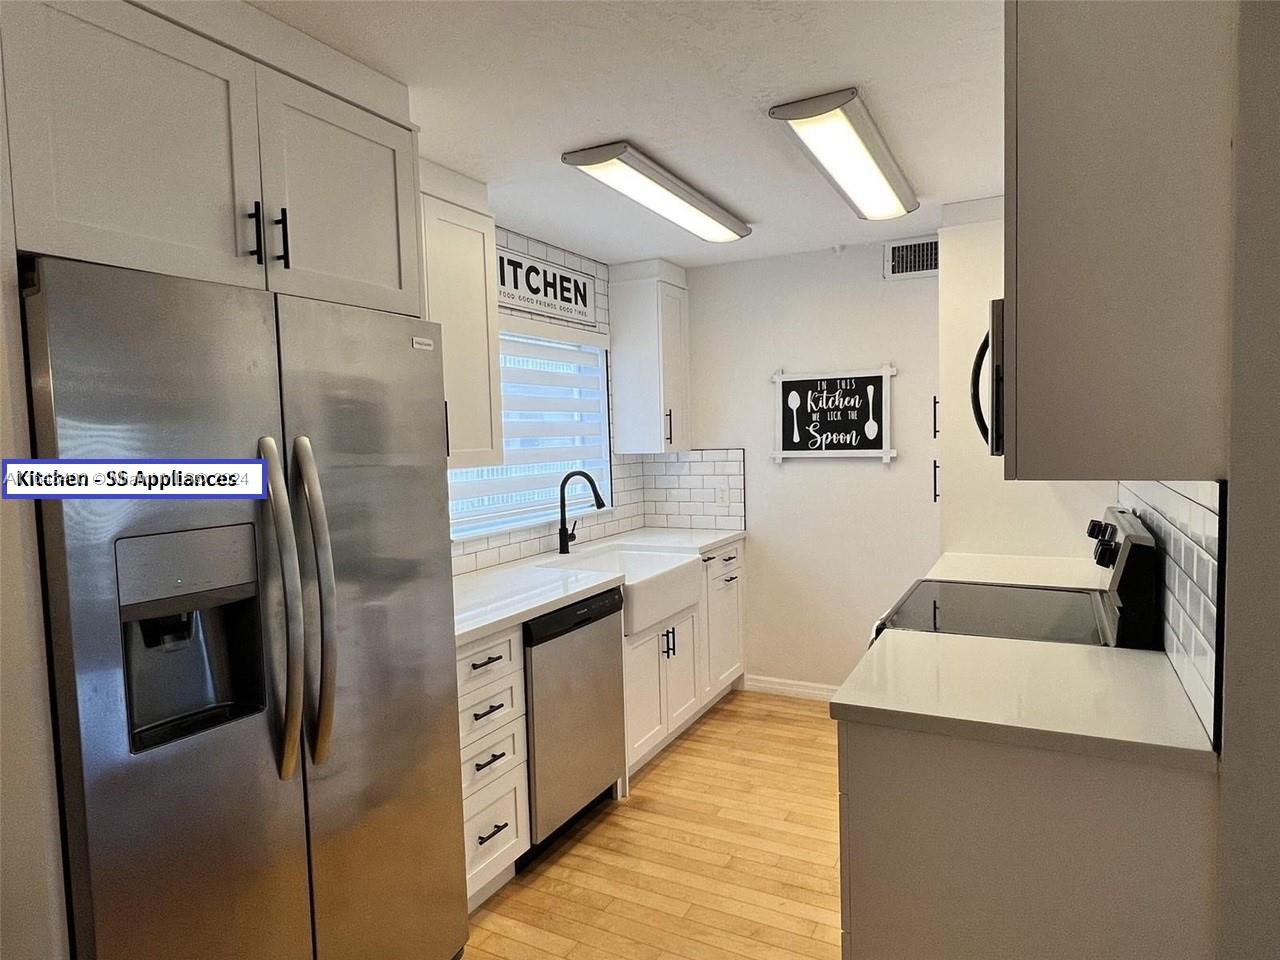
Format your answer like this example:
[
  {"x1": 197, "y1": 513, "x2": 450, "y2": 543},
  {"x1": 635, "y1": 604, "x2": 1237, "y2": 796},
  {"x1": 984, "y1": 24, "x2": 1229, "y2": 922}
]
[{"x1": 523, "y1": 588, "x2": 625, "y2": 844}]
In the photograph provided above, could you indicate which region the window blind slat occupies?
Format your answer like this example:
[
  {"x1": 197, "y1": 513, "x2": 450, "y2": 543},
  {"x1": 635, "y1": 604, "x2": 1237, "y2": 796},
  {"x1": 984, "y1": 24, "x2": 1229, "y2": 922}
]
[
  {"x1": 500, "y1": 367, "x2": 599, "y2": 390},
  {"x1": 502, "y1": 395, "x2": 601, "y2": 414}
]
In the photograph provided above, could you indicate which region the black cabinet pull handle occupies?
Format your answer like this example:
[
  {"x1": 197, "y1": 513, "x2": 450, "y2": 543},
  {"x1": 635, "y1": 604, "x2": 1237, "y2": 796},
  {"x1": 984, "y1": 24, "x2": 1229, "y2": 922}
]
[
  {"x1": 970, "y1": 332, "x2": 990, "y2": 444},
  {"x1": 477, "y1": 822, "x2": 509, "y2": 846},
  {"x1": 474, "y1": 751, "x2": 506, "y2": 772},
  {"x1": 274, "y1": 207, "x2": 292, "y2": 269},
  {"x1": 470, "y1": 654, "x2": 503, "y2": 671},
  {"x1": 671, "y1": 627, "x2": 677, "y2": 656},
  {"x1": 722, "y1": 555, "x2": 737, "y2": 562},
  {"x1": 247, "y1": 201, "x2": 264, "y2": 264},
  {"x1": 932, "y1": 460, "x2": 941, "y2": 503},
  {"x1": 932, "y1": 395, "x2": 940, "y2": 439},
  {"x1": 472, "y1": 702, "x2": 504, "y2": 721},
  {"x1": 724, "y1": 575, "x2": 739, "y2": 583},
  {"x1": 701, "y1": 556, "x2": 716, "y2": 563},
  {"x1": 665, "y1": 409, "x2": 673, "y2": 445}
]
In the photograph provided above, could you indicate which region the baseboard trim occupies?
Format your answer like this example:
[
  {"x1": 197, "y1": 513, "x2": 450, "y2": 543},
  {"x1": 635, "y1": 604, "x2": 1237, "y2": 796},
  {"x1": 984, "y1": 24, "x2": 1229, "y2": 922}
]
[{"x1": 743, "y1": 674, "x2": 839, "y2": 701}]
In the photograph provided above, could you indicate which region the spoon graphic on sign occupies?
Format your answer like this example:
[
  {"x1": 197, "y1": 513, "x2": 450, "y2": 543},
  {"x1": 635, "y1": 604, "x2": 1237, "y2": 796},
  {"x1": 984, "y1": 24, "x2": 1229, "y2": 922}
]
[
  {"x1": 788, "y1": 390, "x2": 801, "y2": 443},
  {"x1": 864, "y1": 384, "x2": 879, "y2": 440}
]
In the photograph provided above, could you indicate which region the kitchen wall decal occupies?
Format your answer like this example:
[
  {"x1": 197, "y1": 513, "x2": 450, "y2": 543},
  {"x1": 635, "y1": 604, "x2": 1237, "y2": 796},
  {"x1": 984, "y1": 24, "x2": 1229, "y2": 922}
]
[
  {"x1": 496, "y1": 247, "x2": 597, "y2": 326},
  {"x1": 770, "y1": 366, "x2": 898, "y2": 463}
]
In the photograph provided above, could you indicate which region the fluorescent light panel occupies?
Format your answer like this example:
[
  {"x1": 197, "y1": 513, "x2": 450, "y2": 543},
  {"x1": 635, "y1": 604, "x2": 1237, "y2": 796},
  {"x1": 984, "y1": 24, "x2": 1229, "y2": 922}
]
[
  {"x1": 770, "y1": 87, "x2": 918, "y2": 221},
  {"x1": 562, "y1": 142, "x2": 750, "y2": 243}
]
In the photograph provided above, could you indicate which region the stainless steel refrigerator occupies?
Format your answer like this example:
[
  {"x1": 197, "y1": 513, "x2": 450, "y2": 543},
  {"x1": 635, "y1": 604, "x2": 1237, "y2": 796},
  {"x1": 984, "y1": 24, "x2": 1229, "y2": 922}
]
[{"x1": 21, "y1": 256, "x2": 469, "y2": 960}]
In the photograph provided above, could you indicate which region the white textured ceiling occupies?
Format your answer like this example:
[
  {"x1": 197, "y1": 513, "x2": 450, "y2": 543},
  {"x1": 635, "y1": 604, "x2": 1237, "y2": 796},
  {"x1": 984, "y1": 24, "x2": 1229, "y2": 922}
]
[{"x1": 251, "y1": 1, "x2": 1003, "y2": 268}]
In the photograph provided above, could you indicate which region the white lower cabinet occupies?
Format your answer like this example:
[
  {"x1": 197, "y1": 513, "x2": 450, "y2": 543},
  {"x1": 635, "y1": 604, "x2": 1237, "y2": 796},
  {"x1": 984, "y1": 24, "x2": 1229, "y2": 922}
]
[
  {"x1": 706, "y1": 547, "x2": 745, "y2": 693},
  {"x1": 461, "y1": 764, "x2": 530, "y2": 897},
  {"x1": 460, "y1": 717, "x2": 526, "y2": 797},
  {"x1": 665, "y1": 615, "x2": 700, "y2": 728},
  {"x1": 624, "y1": 612, "x2": 700, "y2": 769},
  {"x1": 457, "y1": 672, "x2": 525, "y2": 747},
  {"x1": 456, "y1": 629, "x2": 530, "y2": 905},
  {"x1": 624, "y1": 630, "x2": 667, "y2": 761}
]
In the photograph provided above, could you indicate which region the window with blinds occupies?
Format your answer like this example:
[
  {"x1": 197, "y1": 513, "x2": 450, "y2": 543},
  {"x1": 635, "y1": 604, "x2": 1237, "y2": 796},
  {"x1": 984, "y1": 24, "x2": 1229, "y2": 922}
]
[{"x1": 447, "y1": 330, "x2": 612, "y2": 540}]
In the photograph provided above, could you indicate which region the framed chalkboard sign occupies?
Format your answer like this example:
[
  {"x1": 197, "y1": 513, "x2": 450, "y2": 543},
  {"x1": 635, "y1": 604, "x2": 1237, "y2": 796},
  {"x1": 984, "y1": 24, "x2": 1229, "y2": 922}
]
[{"x1": 771, "y1": 365, "x2": 898, "y2": 463}]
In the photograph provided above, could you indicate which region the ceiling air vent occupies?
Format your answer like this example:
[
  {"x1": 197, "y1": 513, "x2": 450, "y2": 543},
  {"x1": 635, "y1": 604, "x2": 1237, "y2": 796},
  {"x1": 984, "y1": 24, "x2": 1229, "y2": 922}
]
[{"x1": 882, "y1": 237, "x2": 938, "y2": 279}]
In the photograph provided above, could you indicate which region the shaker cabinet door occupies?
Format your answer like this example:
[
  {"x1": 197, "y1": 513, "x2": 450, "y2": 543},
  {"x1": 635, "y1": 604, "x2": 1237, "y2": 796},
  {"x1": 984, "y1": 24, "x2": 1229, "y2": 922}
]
[
  {"x1": 708, "y1": 571, "x2": 744, "y2": 691},
  {"x1": 422, "y1": 195, "x2": 503, "y2": 467},
  {"x1": 624, "y1": 630, "x2": 667, "y2": 765},
  {"x1": 665, "y1": 615, "x2": 700, "y2": 729},
  {"x1": 257, "y1": 67, "x2": 420, "y2": 316},
  {"x1": 2, "y1": 1, "x2": 265, "y2": 287},
  {"x1": 657, "y1": 282, "x2": 691, "y2": 451}
]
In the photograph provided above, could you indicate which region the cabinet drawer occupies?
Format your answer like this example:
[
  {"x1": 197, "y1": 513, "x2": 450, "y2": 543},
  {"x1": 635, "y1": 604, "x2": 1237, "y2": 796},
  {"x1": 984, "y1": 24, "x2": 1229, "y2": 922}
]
[
  {"x1": 458, "y1": 673, "x2": 525, "y2": 747},
  {"x1": 706, "y1": 543, "x2": 743, "y2": 576},
  {"x1": 460, "y1": 716, "x2": 527, "y2": 799},
  {"x1": 456, "y1": 627, "x2": 521, "y2": 698},
  {"x1": 462, "y1": 762, "x2": 530, "y2": 894}
]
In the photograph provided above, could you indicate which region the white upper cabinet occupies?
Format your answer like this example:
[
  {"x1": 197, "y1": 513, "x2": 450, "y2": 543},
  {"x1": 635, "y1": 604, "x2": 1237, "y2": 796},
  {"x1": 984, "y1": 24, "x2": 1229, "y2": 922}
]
[
  {"x1": 1003, "y1": 1, "x2": 1234, "y2": 480},
  {"x1": 257, "y1": 67, "x2": 420, "y2": 316},
  {"x1": 610, "y1": 261, "x2": 691, "y2": 454},
  {"x1": 2, "y1": 1, "x2": 264, "y2": 288},
  {"x1": 421, "y1": 195, "x2": 503, "y2": 468},
  {"x1": 1, "y1": 2, "x2": 423, "y2": 315}
]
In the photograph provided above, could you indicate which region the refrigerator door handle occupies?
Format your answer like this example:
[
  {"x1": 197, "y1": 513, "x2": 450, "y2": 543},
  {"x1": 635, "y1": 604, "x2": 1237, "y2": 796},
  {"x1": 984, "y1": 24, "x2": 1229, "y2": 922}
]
[
  {"x1": 260, "y1": 436, "x2": 305, "y2": 780},
  {"x1": 294, "y1": 435, "x2": 338, "y2": 766}
]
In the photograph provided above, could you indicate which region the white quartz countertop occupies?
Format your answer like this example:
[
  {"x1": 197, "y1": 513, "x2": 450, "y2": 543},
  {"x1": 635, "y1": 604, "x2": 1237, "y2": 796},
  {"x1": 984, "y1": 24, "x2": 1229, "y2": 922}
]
[
  {"x1": 831, "y1": 629, "x2": 1215, "y2": 771},
  {"x1": 927, "y1": 552, "x2": 1107, "y2": 589},
  {"x1": 453, "y1": 528, "x2": 745, "y2": 646}
]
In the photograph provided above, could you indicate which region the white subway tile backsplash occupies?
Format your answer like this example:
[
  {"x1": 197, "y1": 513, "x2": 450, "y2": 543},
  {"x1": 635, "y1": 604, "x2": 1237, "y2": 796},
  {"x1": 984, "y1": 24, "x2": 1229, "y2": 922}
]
[{"x1": 1119, "y1": 480, "x2": 1222, "y2": 741}]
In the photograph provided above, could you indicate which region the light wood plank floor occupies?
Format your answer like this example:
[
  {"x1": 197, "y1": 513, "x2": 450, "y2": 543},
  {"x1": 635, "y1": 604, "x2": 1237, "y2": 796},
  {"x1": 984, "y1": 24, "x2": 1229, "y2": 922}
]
[{"x1": 464, "y1": 690, "x2": 841, "y2": 960}]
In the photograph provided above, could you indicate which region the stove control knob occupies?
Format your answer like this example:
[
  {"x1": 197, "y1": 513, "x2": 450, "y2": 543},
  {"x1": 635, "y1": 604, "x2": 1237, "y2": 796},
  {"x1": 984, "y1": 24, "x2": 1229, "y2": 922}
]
[
  {"x1": 1087, "y1": 519, "x2": 1106, "y2": 539},
  {"x1": 1094, "y1": 538, "x2": 1121, "y2": 568}
]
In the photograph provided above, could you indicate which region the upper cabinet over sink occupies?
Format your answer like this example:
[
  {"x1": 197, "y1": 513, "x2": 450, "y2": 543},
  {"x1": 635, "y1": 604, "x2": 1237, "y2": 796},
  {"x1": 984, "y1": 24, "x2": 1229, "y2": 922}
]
[
  {"x1": 1002, "y1": 1, "x2": 1234, "y2": 480},
  {"x1": 2, "y1": 1, "x2": 421, "y2": 316},
  {"x1": 610, "y1": 260, "x2": 691, "y2": 454}
]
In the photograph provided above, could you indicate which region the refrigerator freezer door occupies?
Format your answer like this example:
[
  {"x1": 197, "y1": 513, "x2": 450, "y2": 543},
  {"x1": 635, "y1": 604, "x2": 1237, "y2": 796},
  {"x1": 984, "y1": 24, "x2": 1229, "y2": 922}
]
[
  {"x1": 276, "y1": 296, "x2": 468, "y2": 959},
  {"x1": 23, "y1": 257, "x2": 313, "y2": 960}
]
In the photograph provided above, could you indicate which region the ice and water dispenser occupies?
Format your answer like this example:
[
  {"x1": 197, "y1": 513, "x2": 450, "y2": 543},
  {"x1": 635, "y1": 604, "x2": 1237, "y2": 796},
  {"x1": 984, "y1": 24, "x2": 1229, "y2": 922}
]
[{"x1": 116, "y1": 524, "x2": 266, "y2": 752}]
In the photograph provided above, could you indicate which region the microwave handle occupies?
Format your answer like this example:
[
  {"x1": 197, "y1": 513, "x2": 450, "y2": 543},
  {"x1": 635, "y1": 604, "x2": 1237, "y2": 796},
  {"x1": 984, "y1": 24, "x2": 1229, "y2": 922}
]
[
  {"x1": 989, "y1": 299, "x2": 1005, "y2": 456},
  {"x1": 970, "y1": 332, "x2": 990, "y2": 444}
]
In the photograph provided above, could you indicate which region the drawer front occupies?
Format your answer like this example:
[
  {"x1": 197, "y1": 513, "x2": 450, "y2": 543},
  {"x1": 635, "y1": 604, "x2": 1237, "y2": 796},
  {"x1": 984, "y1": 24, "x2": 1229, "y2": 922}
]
[
  {"x1": 460, "y1": 716, "x2": 527, "y2": 799},
  {"x1": 462, "y1": 763, "x2": 530, "y2": 893},
  {"x1": 716, "y1": 543, "x2": 743, "y2": 575},
  {"x1": 458, "y1": 673, "x2": 526, "y2": 747},
  {"x1": 456, "y1": 627, "x2": 521, "y2": 698}
]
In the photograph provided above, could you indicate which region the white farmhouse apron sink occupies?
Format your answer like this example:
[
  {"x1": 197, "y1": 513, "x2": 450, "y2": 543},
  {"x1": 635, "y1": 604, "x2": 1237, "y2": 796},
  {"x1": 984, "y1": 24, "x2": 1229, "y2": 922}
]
[{"x1": 539, "y1": 547, "x2": 701, "y2": 636}]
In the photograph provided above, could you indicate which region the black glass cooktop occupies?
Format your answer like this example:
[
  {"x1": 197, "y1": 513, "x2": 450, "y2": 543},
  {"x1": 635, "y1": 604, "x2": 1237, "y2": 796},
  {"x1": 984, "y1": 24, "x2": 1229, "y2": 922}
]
[{"x1": 884, "y1": 580, "x2": 1106, "y2": 645}]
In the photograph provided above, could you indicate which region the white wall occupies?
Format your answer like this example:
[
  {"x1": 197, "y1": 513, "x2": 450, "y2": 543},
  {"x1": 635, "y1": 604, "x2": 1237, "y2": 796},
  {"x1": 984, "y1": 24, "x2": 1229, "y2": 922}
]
[
  {"x1": 686, "y1": 244, "x2": 940, "y2": 691},
  {"x1": 938, "y1": 201, "x2": 1115, "y2": 556}
]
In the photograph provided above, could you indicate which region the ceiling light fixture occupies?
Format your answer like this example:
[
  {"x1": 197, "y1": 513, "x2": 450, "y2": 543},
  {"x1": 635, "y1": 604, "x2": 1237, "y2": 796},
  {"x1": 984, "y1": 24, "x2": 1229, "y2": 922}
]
[
  {"x1": 769, "y1": 87, "x2": 918, "y2": 221},
  {"x1": 561, "y1": 141, "x2": 751, "y2": 243}
]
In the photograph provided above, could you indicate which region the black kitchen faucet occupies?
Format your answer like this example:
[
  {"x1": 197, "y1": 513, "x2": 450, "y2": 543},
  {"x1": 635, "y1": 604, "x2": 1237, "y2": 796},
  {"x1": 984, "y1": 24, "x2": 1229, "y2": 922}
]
[{"x1": 558, "y1": 470, "x2": 607, "y2": 554}]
